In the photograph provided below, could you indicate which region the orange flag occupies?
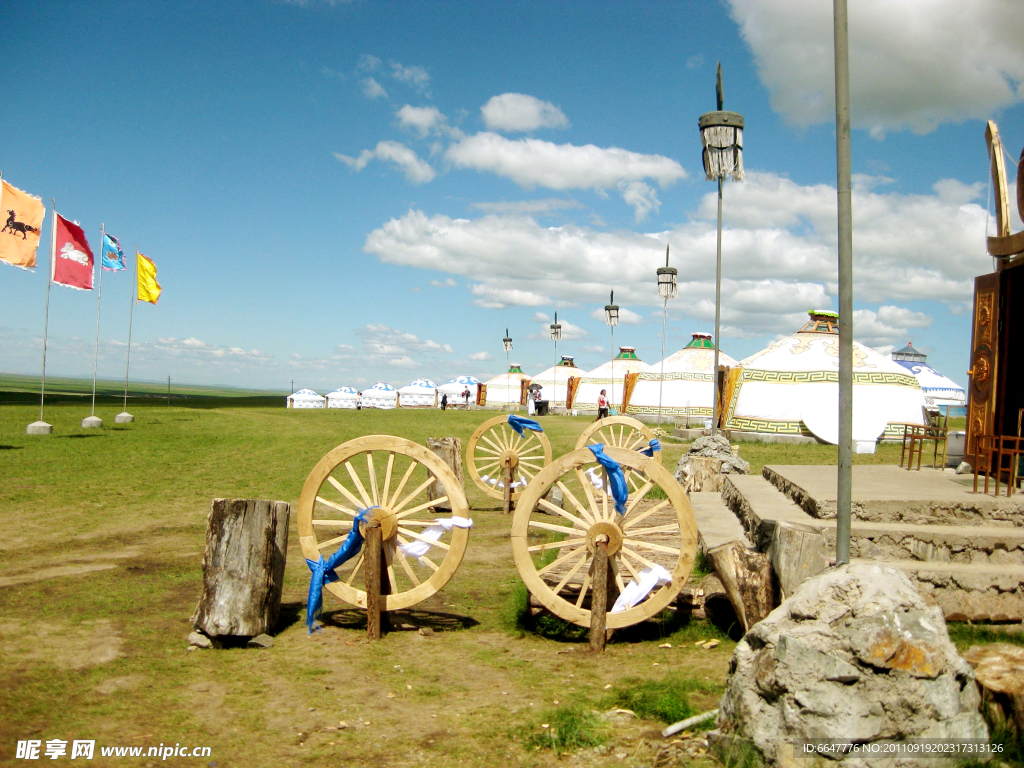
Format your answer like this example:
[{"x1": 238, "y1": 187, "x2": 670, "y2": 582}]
[{"x1": 0, "y1": 180, "x2": 46, "y2": 269}]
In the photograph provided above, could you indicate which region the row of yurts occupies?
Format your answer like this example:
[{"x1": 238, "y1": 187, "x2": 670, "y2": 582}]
[{"x1": 288, "y1": 311, "x2": 965, "y2": 452}]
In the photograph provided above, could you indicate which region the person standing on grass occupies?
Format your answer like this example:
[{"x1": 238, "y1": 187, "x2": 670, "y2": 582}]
[
  {"x1": 441, "y1": 393, "x2": 448, "y2": 411},
  {"x1": 596, "y1": 388, "x2": 609, "y2": 421},
  {"x1": 356, "y1": 392, "x2": 362, "y2": 410}
]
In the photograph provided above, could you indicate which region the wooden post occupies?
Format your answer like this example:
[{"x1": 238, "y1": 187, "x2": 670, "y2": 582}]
[
  {"x1": 590, "y1": 535, "x2": 610, "y2": 653},
  {"x1": 365, "y1": 521, "x2": 384, "y2": 641},
  {"x1": 707, "y1": 540, "x2": 777, "y2": 633},
  {"x1": 502, "y1": 458, "x2": 513, "y2": 514},
  {"x1": 426, "y1": 437, "x2": 464, "y2": 512},
  {"x1": 192, "y1": 498, "x2": 290, "y2": 638}
]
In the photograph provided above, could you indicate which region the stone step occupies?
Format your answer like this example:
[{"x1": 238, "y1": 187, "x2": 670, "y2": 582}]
[
  {"x1": 762, "y1": 464, "x2": 1024, "y2": 526},
  {"x1": 689, "y1": 490, "x2": 752, "y2": 554}
]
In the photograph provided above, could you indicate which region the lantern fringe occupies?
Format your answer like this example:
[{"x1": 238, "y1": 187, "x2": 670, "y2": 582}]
[{"x1": 701, "y1": 125, "x2": 744, "y2": 182}]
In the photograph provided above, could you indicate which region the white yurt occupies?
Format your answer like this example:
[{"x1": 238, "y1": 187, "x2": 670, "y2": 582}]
[
  {"x1": 437, "y1": 375, "x2": 480, "y2": 404},
  {"x1": 482, "y1": 364, "x2": 531, "y2": 407},
  {"x1": 569, "y1": 347, "x2": 649, "y2": 412},
  {"x1": 890, "y1": 342, "x2": 966, "y2": 412},
  {"x1": 723, "y1": 310, "x2": 926, "y2": 452},
  {"x1": 530, "y1": 356, "x2": 586, "y2": 407},
  {"x1": 397, "y1": 378, "x2": 438, "y2": 408},
  {"x1": 625, "y1": 333, "x2": 737, "y2": 420},
  {"x1": 326, "y1": 387, "x2": 360, "y2": 409},
  {"x1": 287, "y1": 388, "x2": 325, "y2": 409},
  {"x1": 361, "y1": 382, "x2": 398, "y2": 410}
]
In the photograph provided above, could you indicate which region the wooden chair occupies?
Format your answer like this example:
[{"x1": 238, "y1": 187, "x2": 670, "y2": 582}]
[{"x1": 900, "y1": 422, "x2": 948, "y2": 471}]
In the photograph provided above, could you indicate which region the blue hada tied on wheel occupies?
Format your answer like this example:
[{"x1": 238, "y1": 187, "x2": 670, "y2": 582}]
[
  {"x1": 586, "y1": 444, "x2": 629, "y2": 514},
  {"x1": 507, "y1": 414, "x2": 543, "y2": 436},
  {"x1": 305, "y1": 508, "x2": 373, "y2": 633}
]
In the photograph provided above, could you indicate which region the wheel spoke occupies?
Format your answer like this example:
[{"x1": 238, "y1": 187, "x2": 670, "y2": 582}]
[
  {"x1": 624, "y1": 481, "x2": 655, "y2": 514},
  {"x1": 344, "y1": 553, "x2": 365, "y2": 585},
  {"x1": 614, "y1": 571, "x2": 627, "y2": 593},
  {"x1": 575, "y1": 573, "x2": 592, "y2": 608},
  {"x1": 537, "y1": 498, "x2": 590, "y2": 530},
  {"x1": 326, "y1": 475, "x2": 365, "y2": 511},
  {"x1": 397, "y1": 527, "x2": 451, "y2": 551},
  {"x1": 552, "y1": 550, "x2": 589, "y2": 595},
  {"x1": 396, "y1": 496, "x2": 449, "y2": 520},
  {"x1": 627, "y1": 523, "x2": 680, "y2": 536},
  {"x1": 396, "y1": 534, "x2": 439, "y2": 572},
  {"x1": 622, "y1": 499, "x2": 671, "y2": 530},
  {"x1": 312, "y1": 518, "x2": 355, "y2": 527},
  {"x1": 380, "y1": 452, "x2": 396, "y2": 506},
  {"x1": 390, "y1": 460, "x2": 419, "y2": 510},
  {"x1": 623, "y1": 538, "x2": 680, "y2": 555},
  {"x1": 601, "y1": 473, "x2": 609, "y2": 520},
  {"x1": 618, "y1": 552, "x2": 641, "y2": 580},
  {"x1": 392, "y1": 476, "x2": 436, "y2": 514},
  {"x1": 619, "y1": 545, "x2": 659, "y2": 571},
  {"x1": 537, "y1": 544, "x2": 588, "y2": 576},
  {"x1": 344, "y1": 460, "x2": 374, "y2": 508},
  {"x1": 475, "y1": 444, "x2": 501, "y2": 456},
  {"x1": 556, "y1": 481, "x2": 597, "y2": 525},
  {"x1": 367, "y1": 453, "x2": 380, "y2": 506},
  {"x1": 475, "y1": 459, "x2": 501, "y2": 474},
  {"x1": 578, "y1": 474, "x2": 602, "y2": 525},
  {"x1": 528, "y1": 537, "x2": 586, "y2": 553},
  {"x1": 317, "y1": 533, "x2": 350, "y2": 550},
  {"x1": 480, "y1": 433, "x2": 504, "y2": 453},
  {"x1": 394, "y1": 545, "x2": 421, "y2": 587},
  {"x1": 626, "y1": 433, "x2": 647, "y2": 451},
  {"x1": 315, "y1": 495, "x2": 358, "y2": 516},
  {"x1": 528, "y1": 519, "x2": 579, "y2": 536}
]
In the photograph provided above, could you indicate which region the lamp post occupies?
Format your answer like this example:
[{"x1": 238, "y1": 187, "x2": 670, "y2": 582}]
[
  {"x1": 699, "y1": 62, "x2": 744, "y2": 436},
  {"x1": 503, "y1": 328, "x2": 513, "y2": 397},
  {"x1": 656, "y1": 244, "x2": 678, "y2": 426},
  {"x1": 550, "y1": 312, "x2": 562, "y2": 409},
  {"x1": 604, "y1": 291, "x2": 619, "y2": 412}
]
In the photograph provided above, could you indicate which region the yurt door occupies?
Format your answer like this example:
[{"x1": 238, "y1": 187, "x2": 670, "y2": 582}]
[{"x1": 965, "y1": 272, "x2": 1000, "y2": 468}]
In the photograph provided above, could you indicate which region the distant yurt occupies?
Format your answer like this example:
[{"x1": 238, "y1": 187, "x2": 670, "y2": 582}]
[
  {"x1": 397, "y1": 378, "x2": 438, "y2": 408},
  {"x1": 326, "y1": 386, "x2": 360, "y2": 409},
  {"x1": 438, "y1": 375, "x2": 480, "y2": 403},
  {"x1": 287, "y1": 388, "x2": 325, "y2": 409},
  {"x1": 624, "y1": 333, "x2": 737, "y2": 420},
  {"x1": 530, "y1": 356, "x2": 586, "y2": 407},
  {"x1": 361, "y1": 382, "x2": 398, "y2": 410},
  {"x1": 481, "y1": 364, "x2": 531, "y2": 407},
  {"x1": 723, "y1": 310, "x2": 926, "y2": 452},
  {"x1": 891, "y1": 342, "x2": 966, "y2": 412},
  {"x1": 568, "y1": 347, "x2": 649, "y2": 412}
]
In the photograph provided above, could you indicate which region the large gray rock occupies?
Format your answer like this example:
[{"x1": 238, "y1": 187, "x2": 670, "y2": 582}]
[
  {"x1": 675, "y1": 434, "x2": 750, "y2": 479},
  {"x1": 710, "y1": 563, "x2": 987, "y2": 768}
]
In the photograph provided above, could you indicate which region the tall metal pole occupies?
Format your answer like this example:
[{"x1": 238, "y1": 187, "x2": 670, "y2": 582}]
[
  {"x1": 609, "y1": 325, "x2": 615, "y2": 411},
  {"x1": 39, "y1": 200, "x2": 56, "y2": 423},
  {"x1": 658, "y1": 296, "x2": 667, "y2": 427},
  {"x1": 89, "y1": 224, "x2": 105, "y2": 418},
  {"x1": 712, "y1": 177, "x2": 723, "y2": 436},
  {"x1": 834, "y1": 0, "x2": 853, "y2": 566},
  {"x1": 123, "y1": 248, "x2": 137, "y2": 413}
]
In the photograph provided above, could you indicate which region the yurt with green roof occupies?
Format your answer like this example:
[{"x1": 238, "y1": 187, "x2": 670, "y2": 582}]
[
  {"x1": 723, "y1": 311, "x2": 926, "y2": 452},
  {"x1": 530, "y1": 356, "x2": 586, "y2": 407},
  {"x1": 568, "y1": 347, "x2": 649, "y2": 413},
  {"x1": 481, "y1": 364, "x2": 531, "y2": 407},
  {"x1": 624, "y1": 333, "x2": 737, "y2": 420}
]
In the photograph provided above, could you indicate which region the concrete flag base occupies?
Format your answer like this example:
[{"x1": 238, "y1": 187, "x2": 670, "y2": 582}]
[
  {"x1": 26, "y1": 421, "x2": 53, "y2": 435},
  {"x1": 82, "y1": 416, "x2": 103, "y2": 428},
  {"x1": 114, "y1": 412, "x2": 134, "y2": 424}
]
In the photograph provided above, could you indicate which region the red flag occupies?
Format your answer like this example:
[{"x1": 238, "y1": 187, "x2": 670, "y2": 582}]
[{"x1": 52, "y1": 214, "x2": 94, "y2": 290}]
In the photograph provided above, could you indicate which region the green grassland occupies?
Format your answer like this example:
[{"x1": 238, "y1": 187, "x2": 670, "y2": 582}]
[{"x1": 0, "y1": 394, "x2": 965, "y2": 768}]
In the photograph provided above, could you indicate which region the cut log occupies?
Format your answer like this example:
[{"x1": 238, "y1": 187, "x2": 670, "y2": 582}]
[
  {"x1": 706, "y1": 540, "x2": 777, "y2": 633},
  {"x1": 365, "y1": 522, "x2": 385, "y2": 641},
  {"x1": 590, "y1": 537, "x2": 610, "y2": 652},
  {"x1": 426, "y1": 437, "x2": 464, "y2": 512},
  {"x1": 684, "y1": 457, "x2": 723, "y2": 493},
  {"x1": 964, "y1": 643, "x2": 1024, "y2": 735},
  {"x1": 767, "y1": 521, "x2": 828, "y2": 599},
  {"x1": 192, "y1": 498, "x2": 290, "y2": 638}
]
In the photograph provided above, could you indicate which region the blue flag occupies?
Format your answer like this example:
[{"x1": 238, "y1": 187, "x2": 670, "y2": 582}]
[{"x1": 101, "y1": 233, "x2": 125, "y2": 271}]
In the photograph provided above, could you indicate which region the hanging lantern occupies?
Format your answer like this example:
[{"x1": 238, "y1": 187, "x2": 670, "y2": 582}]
[
  {"x1": 604, "y1": 291, "x2": 619, "y2": 327},
  {"x1": 657, "y1": 244, "x2": 678, "y2": 300},
  {"x1": 502, "y1": 328, "x2": 513, "y2": 352},
  {"x1": 698, "y1": 64, "x2": 744, "y2": 182},
  {"x1": 550, "y1": 311, "x2": 562, "y2": 341}
]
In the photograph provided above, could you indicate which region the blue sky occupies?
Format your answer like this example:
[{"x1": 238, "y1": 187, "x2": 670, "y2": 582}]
[{"x1": 1, "y1": 0, "x2": 1022, "y2": 392}]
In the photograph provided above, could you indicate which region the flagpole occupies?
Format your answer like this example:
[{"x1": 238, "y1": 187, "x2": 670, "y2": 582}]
[
  {"x1": 28, "y1": 200, "x2": 56, "y2": 434},
  {"x1": 84, "y1": 224, "x2": 105, "y2": 427},
  {"x1": 118, "y1": 247, "x2": 137, "y2": 423}
]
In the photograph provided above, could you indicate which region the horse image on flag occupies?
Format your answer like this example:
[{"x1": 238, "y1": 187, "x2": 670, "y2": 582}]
[
  {"x1": 2, "y1": 210, "x2": 39, "y2": 240},
  {"x1": 0, "y1": 180, "x2": 46, "y2": 269}
]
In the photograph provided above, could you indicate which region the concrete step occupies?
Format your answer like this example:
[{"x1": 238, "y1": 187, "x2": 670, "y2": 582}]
[
  {"x1": 689, "y1": 490, "x2": 752, "y2": 554},
  {"x1": 762, "y1": 464, "x2": 1024, "y2": 526}
]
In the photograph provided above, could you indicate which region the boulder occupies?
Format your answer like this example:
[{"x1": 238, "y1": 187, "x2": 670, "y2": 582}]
[
  {"x1": 709, "y1": 563, "x2": 987, "y2": 768},
  {"x1": 675, "y1": 435, "x2": 750, "y2": 483}
]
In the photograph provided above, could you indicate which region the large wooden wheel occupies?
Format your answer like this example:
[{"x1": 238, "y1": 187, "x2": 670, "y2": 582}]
[
  {"x1": 466, "y1": 415, "x2": 553, "y2": 501},
  {"x1": 574, "y1": 415, "x2": 662, "y2": 494},
  {"x1": 511, "y1": 446, "x2": 696, "y2": 629},
  {"x1": 296, "y1": 435, "x2": 470, "y2": 612}
]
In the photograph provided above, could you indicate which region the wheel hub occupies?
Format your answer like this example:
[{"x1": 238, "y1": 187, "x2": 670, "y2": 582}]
[
  {"x1": 360, "y1": 506, "x2": 398, "y2": 541},
  {"x1": 586, "y1": 521, "x2": 622, "y2": 556},
  {"x1": 499, "y1": 449, "x2": 519, "y2": 470}
]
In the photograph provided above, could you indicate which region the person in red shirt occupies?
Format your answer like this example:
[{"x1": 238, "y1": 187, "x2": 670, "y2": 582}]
[{"x1": 597, "y1": 389, "x2": 609, "y2": 421}]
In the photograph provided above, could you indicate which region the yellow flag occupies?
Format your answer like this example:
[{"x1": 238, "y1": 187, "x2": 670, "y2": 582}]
[
  {"x1": 0, "y1": 180, "x2": 46, "y2": 269},
  {"x1": 136, "y1": 252, "x2": 161, "y2": 304}
]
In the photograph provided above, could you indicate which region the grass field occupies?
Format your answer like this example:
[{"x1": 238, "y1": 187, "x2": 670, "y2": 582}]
[{"x1": 0, "y1": 397, "x2": 982, "y2": 767}]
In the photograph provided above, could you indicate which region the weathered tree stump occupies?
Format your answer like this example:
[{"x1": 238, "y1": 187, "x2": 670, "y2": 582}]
[
  {"x1": 590, "y1": 536, "x2": 611, "y2": 652},
  {"x1": 767, "y1": 521, "x2": 828, "y2": 599},
  {"x1": 706, "y1": 540, "x2": 777, "y2": 633},
  {"x1": 964, "y1": 643, "x2": 1024, "y2": 735},
  {"x1": 684, "y1": 456, "x2": 723, "y2": 493},
  {"x1": 192, "y1": 498, "x2": 290, "y2": 638},
  {"x1": 426, "y1": 437, "x2": 464, "y2": 512},
  {"x1": 365, "y1": 521, "x2": 389, "y2": 641}
]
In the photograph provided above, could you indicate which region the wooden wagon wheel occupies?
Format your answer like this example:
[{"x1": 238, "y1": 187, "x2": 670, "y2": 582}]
[
  {"x1": 574, "y1": 415, "x2": 662, "y2": 494},
  {"x1": 296, "y1": 435, "x2": 470, "y2": 612},
  {"x1": 466, "y1": 414, "x2": 553, "y2": 501},
  {"x1": 511, "y1": 446, "x2": 696, "y2": 629}
]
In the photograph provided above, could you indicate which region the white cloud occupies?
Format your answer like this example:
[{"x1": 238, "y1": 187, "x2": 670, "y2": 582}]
[
  {"x1": 334, "y1": 141, "x2": 436, "y2": 184},
  {"x1": 430, "y1": 277, "x2": 457, "y2": 287},
  {"x1": 618, "y1": 181, "x2": 660, "y2": 222},
  {"x1": 853, "y1": 305, "x2": 933, "y2": 346},
  {"x1": 727, "y1": 0, "x2": 1024, "y2": 134},
  {"x1": 480, "y1": 93, "x2": 570, "y2": 132},
  {"x1": 469, "y1": 198, "x2": 582, "y2": 215},
  {"x1": 582, "y1": 344, "x2": 605, "y2": 354},
  {"x1": 468, "y1": 351, "x2": 493, "y2": 361},
  {"x1": 395, "y1": 105, "x2": 461, "y2": 138},
  {"x1": 358, "y1": 54, "x2": 382, "y2": 73},
  {"x1": 362, "y1": 169, "x2": 992, "y2": 337},
  {"x1": 389, "y1": 61, "x2": 431, "y2": 95},
  {"x1": 361, "y1": 77, "x2": 388, "y2": 100}
]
